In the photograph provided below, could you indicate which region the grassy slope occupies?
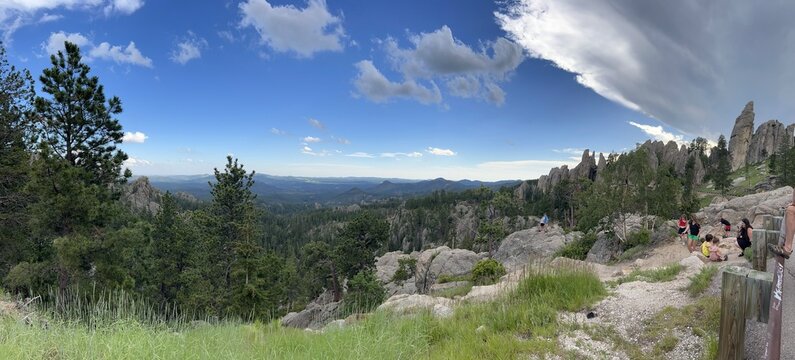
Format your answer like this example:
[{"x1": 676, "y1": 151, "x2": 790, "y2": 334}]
[{"x1": 0, "y1": 268, "x2": 606, "y2": 360}]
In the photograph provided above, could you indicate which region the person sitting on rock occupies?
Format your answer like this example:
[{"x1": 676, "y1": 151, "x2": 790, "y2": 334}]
[
  {"x1": 708, "y1": 234, "x2": 728, "y2": 262},
  {"x1": 687, "y1": 217, "x2": 701, "y2": 253},
  {"x1": 677, "y1": 214, "x2": 688, "y2": 243},
  {"x1": 737, "y1": 218, "x2": 753, "y2": 257},
  {"x1": 770, "y1": 189, "x2": 795, "y2": 259},
  {"x1": 719, "y1": 217, "x2": 731, "y2": 238},
  {"x1": 701, "y1": 234, "x2": 712, "y2": 258},
  {"x1": 539, "y1": 213, "x2": 549, "y2": 233}
]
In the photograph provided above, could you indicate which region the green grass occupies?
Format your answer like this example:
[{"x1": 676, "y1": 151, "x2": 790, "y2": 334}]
[
  {"x1": 609, "y1": 263, "x2": 684, "y2": 286},
  {"x1": 0, "y1": 266, "x2": 607, "y2": 359},
  {"x1": 430, "y1": 282, "x2": 473, "y2": 298},
  {"x1": 684, "y1": 266, "x2": 718, "y2": 297},
  {"x1": 618, "y1": 245, "x2": 648, "y2": 262},
  {"x1": 643, "y1": 296, "x2": 721, "y2": 360}
]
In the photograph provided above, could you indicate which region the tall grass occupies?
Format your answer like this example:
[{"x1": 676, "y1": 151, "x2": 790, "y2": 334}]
[
  {"x1": 609, "y1": 263, "x2": 684, "y2": 286},
  {"x1": 685, "y1": 266, "x2": 718, "y2": 297},
  {"x1": 0, "y1": 265, "x2": 606, "y2": 359}
]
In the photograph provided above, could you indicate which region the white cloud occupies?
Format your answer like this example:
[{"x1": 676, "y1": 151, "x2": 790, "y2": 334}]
[
  {"x1": 380, "y1": 152, "x2": 423, "y2": 158},
  {"x1": 354, "y1": 26, "x2": 523, "y2": 106},
  {"x1": 103, "y1": 0, "x2": 143, "y2": 15},
  {"x1": 42, "y1": 32, "x2": 153, "y2": 68},
  {"x1": 496, "y1": 0, "x2": 795, "y2": 137},
  {"x1": 170, "y1": 32, "x2": 207, "y2": 65},
  {"x1": 308, "y1": 118, "x2": 325, "y2": 130},
  {"x1": 353, "y1": 60, "x2": 442, "y2": 104},
  {"x1": 271, "y1": 127, "x2": 287, "y2": 135},
  {"x1": 303, "y1": 136, "x2": 321, "y2": 143},
  {"x1": 301, "y1": 145, "x2": 329, "y2": 156},
  {"x1": 1, "y1": 1, "x2": 143, "y2": 42},
  {"x1": 239, "y1": 0, "x2": 344, "y2": 58},
  {"x1": 38, "y1": 13, "x2": 62, "y2": 23},
  {"x1": 90, "y1": 41, "x2": 153, "y2": 67},
  {"x1": 346, "y1": 152, "x2": 374, "y2": 158},
  {"x1": 123, "y1": 156, "x2": 151, "y2": 167},
  {"x1": 332, "y1": 136, "x2": 350, "y2": 144},
  {"x1": 122, "y1": 131, "x2": 147, "y2": 143},
  {"x1": 627, "y1": 121, "x2": 686, "y2": 146},
  {"x1": 426, "y1": 147, "x2": 456, "y2": 156},
  {"x1": 43, "y1": 31, "x2": 89, "y2": 54}
]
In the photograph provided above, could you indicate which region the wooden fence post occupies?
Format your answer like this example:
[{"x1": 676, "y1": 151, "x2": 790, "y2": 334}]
[
  {"x1": 719, "y1": 266, "x2": 751, "y2": 359},
  {"x1": 753, "y1": 229, "x2": 768, "y2": 271},
  {"x1": 764, "y1": 214, "x2": 785, "y2": 360},
  {"x1": 746, "y1": 270, "x2": 774, "y2": 323}
]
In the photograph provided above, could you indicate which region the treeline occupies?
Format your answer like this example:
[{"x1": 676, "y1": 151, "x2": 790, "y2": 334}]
[{"x1": 0, "y1": 42, "x2": 398, "y2": 319}]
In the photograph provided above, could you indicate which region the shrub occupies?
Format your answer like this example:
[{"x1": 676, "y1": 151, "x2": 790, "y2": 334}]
[
  {"x1": 556, "y1": 231, "x2": 598, "y2": 260},
  {"x1": 390, "y1": 257, "x2": 417, "y2": 285},
  {"x1": 471, "y1": 259, "x2": 507, "y2": 285},
  {"x1": 624, "y1": 229, "x2": 651, "y2": 250},
  {"x1": 342, "y1": 269, "x2": 386, "y2": 315}
]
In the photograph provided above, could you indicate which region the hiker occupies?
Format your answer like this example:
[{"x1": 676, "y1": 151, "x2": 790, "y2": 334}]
[
  {"x1": 719, "y1": 217, "x2": 731, "y2": 238},
  {"x1": 677, "y1": 214, "x2": 688, "y2": 243},
  {"x1": 769, "y1": 189, "x2": 795, "y2": 259},
  {"x1": 539, "y1": 213, "x2": 549, "y2": 233},
  {"x1": 707, "y1": 234, "x2": 728, "y2": 262},
  {"x1": 736, "y1": 218, "x2": 753, "y2": 257},
  {"x1": 687, "y1": 217, "x2": 701, "y2": 253}
]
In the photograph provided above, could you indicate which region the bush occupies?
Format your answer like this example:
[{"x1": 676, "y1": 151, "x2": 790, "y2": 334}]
[
  {"x1": 390, "y1": 257, "x2": 416, "y2": 284},
  {"x1": 556, "y1": 231, "x2": 598, "y2": 260},
  {"x1": 471, "y1": 259, "x2": 506, "y2": 285},
  {"x1": 342, "y1": 269, "x2": 386, "y2": 315},
  {"x1": 624, "y1": 229, "x2": 651, "y2": 250}
]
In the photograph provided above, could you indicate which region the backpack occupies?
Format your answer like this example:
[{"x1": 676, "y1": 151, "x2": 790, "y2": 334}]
[{"x1": 701, "y1": 241, "x2": 711, "y2": 257}]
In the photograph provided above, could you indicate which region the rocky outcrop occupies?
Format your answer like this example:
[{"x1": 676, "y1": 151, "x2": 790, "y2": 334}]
[
  {"x1": 695, "y1": 186, "x2": 793, "y2": 230},
  {"x1": 585, "y1": 232, "x2": 621, "y2": 264},
  {"x1": 570, "y1": 150, "x2": 597, "y2": 181},
  {"x1": 747, "y1": 120, "x2": 789, "y2": 165},
  {"x1": 513, "y1": 181, "x2": 531, "y2": 202},
  {"x1": 122, "y1": 177, "x2": 162, "y2": 214},
  {"x1": 375, "y1": 251, "x2": 419, "y2": 296},
  {"x1": 538, "y1": 150, "x2": 600, "y2": 192},
  {"x1": 414, "y1": 246, "x2": 483, "y2": 294},
  {"x1": 728, "y1": 101, "x2": 755, "y2": 170},
  {"x1": 281, "y1": 290, "x2": 341, "y2": 329},
  {"x1": 377, "y1": 294, "x2": 454, "y2": 318},
  {"x1": 493, "y1": 226, "x2": 577, "y2": 270},
  {"x1": 595, "y1": 153, "x2": 606, "y2": 182}
]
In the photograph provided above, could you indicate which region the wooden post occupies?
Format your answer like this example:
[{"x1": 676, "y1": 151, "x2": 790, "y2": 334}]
[
  {"x1": 764, "y1": 258, "x2": 784, "y2": 360},
  {"x1": 746, "y1": 270, "x2": 774, "y2": 323},
  {"x1": 763, "y1": 215, "x2": 774, "y2": 232},
  {"x1": 753, "y1": 229, "x2": 768, "y2": 271},
  {"x1": 719, "y1": 266, "x2": 751, "y2": 359},
  {"x1": 773, "y1": 216, "x2": 784, "y2": 231}
]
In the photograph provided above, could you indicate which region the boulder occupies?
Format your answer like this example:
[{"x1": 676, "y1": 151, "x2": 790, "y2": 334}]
[
  {"x1": 281, "y1": 290, "x2": 341, "y2": 330},
  {"x1": 585, "y1": 232, "x2": 620, "y2": 264},
  {"x1": 728, "y1": 101, "x2": 755, "y2": 171},
  {"x1": 375, "y1": 251, "x2": 413, "y2": 283},
  {"x1": 432, "y1": 303, "x2": 454, "y2": 318},
  {"x1": 494, "y1": 226, "x2": 567, "y2": 270},
  {"x1": 415, "y1": 247, "x2": 480, "y2": 293},
  {"x1": 377, "y1": 294, "x2": 453, "y2": 316},
  {"x1": 696, "y1": 186, "x2": 792, "y2": 228},
  {"x1": 679, "y1": 255, "x2": 705, "y2": 271}
]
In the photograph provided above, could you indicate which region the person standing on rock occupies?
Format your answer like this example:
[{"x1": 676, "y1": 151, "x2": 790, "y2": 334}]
[
  {"x1": 769, "y1": 190, "x2": 795, "y2": 259},
  {"x1": 687, "y1": 217, "x2": 701, "y2": 253},
  {"x1": 539, "y1": 213, "x2": 549, "y2": 233},
  {"x1": 719, "y1": 217, "x2": 731, "y2": 238},
  {"x1": 737, "y1": 218, "x2": 753, "y2": 257},
  {"x1": 677, "y1": 215, "x2": 688, "y2": 243}
]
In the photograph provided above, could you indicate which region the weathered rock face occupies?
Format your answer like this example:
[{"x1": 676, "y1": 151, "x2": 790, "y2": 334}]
[
  {"x1": 377, "y1": 294, "x2": 454, "y2": 316},
  {"x1": 595, "y1": 153, "x2": 606, "y2": 182},
  {"x1": 281, "y1": 290, "x2": 341, "y2": 330},
  {"x1": 695, "y1": 186, "x2": 793, "y2": 229},
  {"x1": 585, "y1": 232, "x2": 620, "y2": 264},
  {"x1": 513, "y1": 181, "x2": 531, "y2": 202},
  {"x1": 728, "y1": 101, "x2": 755, "y2": 171},
  {"x1": 493, "y1": 226, "x2": 572, "y2": 270},
  {"x1": 747, "y1": 119, "x2": 789, "y2": 165},
  {"x1": 122, "y1": 177, "x2": 161, "y2": 214},
  {"x1": 414, "y1": 246, "x2": 482, "y2": 294},
  {"x1": 375, "y1": 251, "x2": 419, "y2": 297},
  {"x1": 570, "y1": 150, "x2": 596, "y2": 181}
]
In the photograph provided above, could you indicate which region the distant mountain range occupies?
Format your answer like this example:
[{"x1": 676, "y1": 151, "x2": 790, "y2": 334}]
[{"x1": 140, "y1": 174, "x2": 522, "y2": 204}]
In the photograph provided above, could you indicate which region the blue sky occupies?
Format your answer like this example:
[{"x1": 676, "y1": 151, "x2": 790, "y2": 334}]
[{"x1": 4, "y1": 0, "x2": 791, "y2": 181}]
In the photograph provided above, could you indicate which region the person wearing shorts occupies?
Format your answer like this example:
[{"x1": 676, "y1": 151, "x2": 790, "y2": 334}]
[
  {"x1": 677, "y1": 215, "x2": 688, "y2": 243},
  {"x1": 539, "y1": 213, "x2": 549, "y2": 233},
  {"x1": 719, "y1": 217, "x2": 731, "y2": 238},
  {"x1": 687, "y1": 218, "x2": 701, "y2": 253}
]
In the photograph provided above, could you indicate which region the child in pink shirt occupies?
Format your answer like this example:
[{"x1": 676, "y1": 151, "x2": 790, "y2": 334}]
[{"x1": 709, "y1": 235, "x2": 728, "y2": 262}]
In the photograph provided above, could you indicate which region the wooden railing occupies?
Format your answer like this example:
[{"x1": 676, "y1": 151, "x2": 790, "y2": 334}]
[{"x1": 718, "y1": 214, "x2": 783, "y2": 359}]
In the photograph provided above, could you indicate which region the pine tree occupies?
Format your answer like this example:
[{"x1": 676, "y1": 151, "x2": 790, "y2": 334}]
[
  {"x1": 151, "y1": 192, "x2": 191, "y2": 302},
  {"x1": 34, "y1": 41, "x2": 128, "y2": 187},
  {"x1": 712, "y1": 135, "x2": 731, "y2": 194},
  {"x1": 0, "y1": 43, "x2": 36, "y2": 281}
]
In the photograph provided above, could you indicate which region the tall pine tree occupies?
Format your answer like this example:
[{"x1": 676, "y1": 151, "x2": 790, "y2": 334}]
[{"x1": 712, "y1": 135, "x2": 731, "y2": 194}]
